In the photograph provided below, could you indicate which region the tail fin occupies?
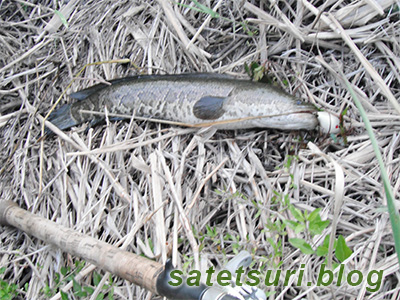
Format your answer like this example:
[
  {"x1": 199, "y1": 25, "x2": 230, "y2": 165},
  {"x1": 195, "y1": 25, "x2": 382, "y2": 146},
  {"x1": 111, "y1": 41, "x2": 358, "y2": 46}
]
[{"x1": 46, "y1": 104, "x2": 78, "y2": 133}]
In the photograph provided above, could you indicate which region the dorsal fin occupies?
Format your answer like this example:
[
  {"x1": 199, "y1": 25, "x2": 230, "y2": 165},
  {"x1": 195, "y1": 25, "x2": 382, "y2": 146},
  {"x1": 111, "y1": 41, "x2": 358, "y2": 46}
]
[
  {"x1": 69, "y1": 74, "x2": 239, "y2": 100},
  {"x1": 69, "y1": 77, "x2": 134, "y2": 100},
  {"x1": 193, "y1": 96, "x2": 226, "y2": 120},
  {"x1": 69, "y1": 83, "x2": 110, "y2": 100}
]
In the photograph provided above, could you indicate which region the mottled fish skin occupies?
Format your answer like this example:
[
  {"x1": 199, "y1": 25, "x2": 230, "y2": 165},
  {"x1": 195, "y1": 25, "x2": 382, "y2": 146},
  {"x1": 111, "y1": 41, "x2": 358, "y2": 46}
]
[{"x1": 48, "y1": 73, "x2": 318, "y2": 131}]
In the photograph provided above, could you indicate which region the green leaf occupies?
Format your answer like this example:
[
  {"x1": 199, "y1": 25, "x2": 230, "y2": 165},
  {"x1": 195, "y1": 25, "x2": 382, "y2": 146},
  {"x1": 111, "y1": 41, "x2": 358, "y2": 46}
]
[
  {"x1": 75, "y1": 260, "x2": 85, "y2": 272},
  {"x1": 285, "y1": 220, "x2": 299, "y2": 230},
  {"x1": 108, "y1": 287, "x2": 114, "y2": 299},
  {"x1": 253, "y1": 66, "x2": 264, "y2": 82},
  {"x1": 316, "y1": 235, "x2": 330, "y2": 256},
  {"x1": 60, "y1": 290, "x2": 69, "y2": 300},
  {"x1": 323, "y1": 235, "x2": 330, "y2": 247},
  {"x1": 289, "y1": 205, "x2": 304, "y2": 223},
  {"x1": 283, "y1": 194, "x2": 290, "y2": 206},
  {"x1": 335, "y1": 235, "x2": 353, "y2": 262},
  {"x1": 250, "y1": 61, "x2": 260, "y2": 71},
  {"x1": 316, "y1": 244, "x2": 328, "y2": 256},
  {"x1": 72, "y1": 279, "x2": 81, "y2": 293},
  {"x1": 75, "y1": 291, "x2": 87, "y2": 297},
  {"x1": 289, "y1": 238, "x2": 304, "y2": 248},
  {"x1": 289, "y1": 238, "x2": 315, "y2": 254},
  {"x1": 96, "y1": 293, "x2": 105, "y2": 300},
  {"x1": 54, "y1": 272, "x2": 60, "y2": 284},
  {"x1": 309, "y1": 219, "x2": 330, "y2": 236},
  {"x1": 244, "y1": 62, "x2": 251, "y2": 78},
  {"x1": 60, "y1": 267, "x2": 68, "y2": 276},
  {"x1": 333, "y1": 262, "x2": 341, "y2": 270},
  {"x1": 294, "y1": 223, "x2": 306, "y2": 234},
  {"x1": 84, "y1": 286, "x2": 94, "y2": 295},
  {"x1": 93, "y1": 272, "x2": 102, "y2": 286},
  {"x1": 307, "y1": 208, "x2": 321, "y2": 222},
  {"x1": 267, "y1": 237, "x2": 277, "y2": 248},
  {"x1": 267, "y1": 237, "x2": 282, "y2": 254},
  {"x1": 0, "y1": 280, "x2": 18, "y2": 300},
  {"x1": 316, "y1": 234, "x2": 337, "y2": 257},
  {"x1": 42, "y1": 285, "x2": 53, "y2": 296},
  {"x1": 206, "y1": 225, "x2": 217, "y2": 237}
]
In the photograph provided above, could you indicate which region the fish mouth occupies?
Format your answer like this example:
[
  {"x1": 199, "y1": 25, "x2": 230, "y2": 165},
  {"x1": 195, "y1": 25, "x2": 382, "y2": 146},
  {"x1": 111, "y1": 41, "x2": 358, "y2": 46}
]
[{"x1": 205, "y1": 111, "x2": 318, "y2": 130}]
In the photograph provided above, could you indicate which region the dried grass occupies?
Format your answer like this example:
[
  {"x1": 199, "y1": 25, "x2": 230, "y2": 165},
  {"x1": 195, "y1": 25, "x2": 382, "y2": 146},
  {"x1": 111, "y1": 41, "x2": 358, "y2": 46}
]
[{"x1": 1, "y1": 0, "x2": 400, "y2": 299}]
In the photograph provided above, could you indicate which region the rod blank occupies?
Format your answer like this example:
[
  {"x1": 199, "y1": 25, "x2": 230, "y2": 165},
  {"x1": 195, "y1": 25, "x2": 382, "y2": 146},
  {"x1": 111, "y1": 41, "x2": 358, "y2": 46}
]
[{"x1": 0, "y1": 200, "x2": 164, "y2": 295}]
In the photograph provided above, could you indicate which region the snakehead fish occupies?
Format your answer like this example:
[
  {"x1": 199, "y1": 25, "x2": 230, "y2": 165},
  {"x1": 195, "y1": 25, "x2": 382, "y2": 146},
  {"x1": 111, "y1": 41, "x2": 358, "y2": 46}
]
[{"x1": 47, "y1": 73, "x2": 327, "y2": 132}]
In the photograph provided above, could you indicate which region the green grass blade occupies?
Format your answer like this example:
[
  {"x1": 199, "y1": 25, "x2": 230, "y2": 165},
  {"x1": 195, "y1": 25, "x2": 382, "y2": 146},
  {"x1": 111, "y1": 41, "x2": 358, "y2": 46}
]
[
  {"x1": 190, "y1": 0, "x2": 220, "y2": 18},
  {"x1": 54, "y1": 10, "x2": 69, "y2": 29},
  {"x1": 342, "y1": 76, "x2": 400, "y2": 264}
]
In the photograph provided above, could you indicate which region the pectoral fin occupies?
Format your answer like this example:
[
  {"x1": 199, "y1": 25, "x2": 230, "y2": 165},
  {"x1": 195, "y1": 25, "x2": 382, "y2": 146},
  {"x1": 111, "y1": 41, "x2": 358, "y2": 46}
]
[{"x1": 193, "y1": 96, "x2": 226, "y2": 120}]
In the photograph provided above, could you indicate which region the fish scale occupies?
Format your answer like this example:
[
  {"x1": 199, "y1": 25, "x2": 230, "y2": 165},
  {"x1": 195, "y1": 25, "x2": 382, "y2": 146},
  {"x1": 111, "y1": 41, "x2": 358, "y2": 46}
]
[
  {"x1": 100, "y1": 80, "x2": 233, "y2": 122},
  {"x1": 47, "y1": 73, "x2": 319, "y2": 131}
]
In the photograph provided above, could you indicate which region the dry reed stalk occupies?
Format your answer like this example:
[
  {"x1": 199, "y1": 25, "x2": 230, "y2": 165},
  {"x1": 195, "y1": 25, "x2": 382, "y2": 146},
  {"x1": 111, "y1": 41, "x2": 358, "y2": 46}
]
[{"x1": 1, "y1": 0, "x2": 399, "y2": 299}]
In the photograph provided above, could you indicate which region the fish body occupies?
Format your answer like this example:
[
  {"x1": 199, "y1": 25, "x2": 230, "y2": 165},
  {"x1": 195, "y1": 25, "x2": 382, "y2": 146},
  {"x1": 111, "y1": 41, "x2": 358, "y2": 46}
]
[{"x1": 48, "y1": 73, "x2": 319, "y2": 131}]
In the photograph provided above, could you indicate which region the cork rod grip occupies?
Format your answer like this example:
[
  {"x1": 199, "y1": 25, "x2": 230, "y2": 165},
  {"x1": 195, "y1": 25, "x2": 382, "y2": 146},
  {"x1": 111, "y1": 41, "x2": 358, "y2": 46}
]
[{"x1": 0, "y1": 201, "x2": 164, "y2": 295}]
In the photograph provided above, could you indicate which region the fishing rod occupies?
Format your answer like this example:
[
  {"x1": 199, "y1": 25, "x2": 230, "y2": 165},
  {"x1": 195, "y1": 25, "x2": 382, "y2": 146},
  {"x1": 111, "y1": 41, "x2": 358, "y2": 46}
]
[{"x1": 0, "y1": 201, "x2": 265, "y2": 300}]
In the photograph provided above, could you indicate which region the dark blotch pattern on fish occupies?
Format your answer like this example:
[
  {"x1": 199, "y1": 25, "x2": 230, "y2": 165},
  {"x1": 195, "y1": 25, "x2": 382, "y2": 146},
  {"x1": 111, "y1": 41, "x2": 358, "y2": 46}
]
[
  {"x1": 47, "y1": 73, "x2": 318, "y2": 131},
  {"x1": 193, "y1": 96, "x2": 226, "y2": 120}
]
